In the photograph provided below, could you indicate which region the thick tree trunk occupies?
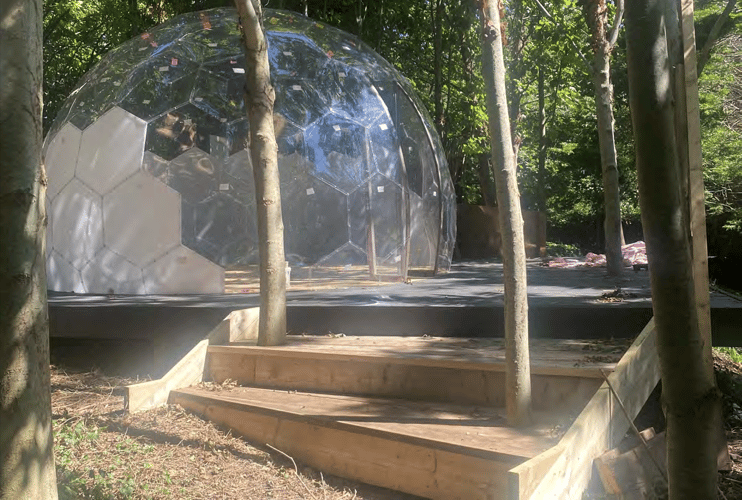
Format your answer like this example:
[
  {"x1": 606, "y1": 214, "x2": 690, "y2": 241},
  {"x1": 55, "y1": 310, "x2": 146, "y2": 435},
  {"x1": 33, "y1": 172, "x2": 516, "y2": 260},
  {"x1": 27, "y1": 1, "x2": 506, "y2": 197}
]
[
  {"x1": 0, "y1": 1, "x2": 58, "y2": 499},
  {"x1": 584, "y1": 0, "x2": 624, "y2": 276},
  {"x1": 480, "y1": 0, "x2": 532, "y2": 427},
  {"x1": 235, "y1": 0, "x2": 287, "y2": 346},
  {"x1": 625, "y1": 1, "x2": 722, "y2": 498}
]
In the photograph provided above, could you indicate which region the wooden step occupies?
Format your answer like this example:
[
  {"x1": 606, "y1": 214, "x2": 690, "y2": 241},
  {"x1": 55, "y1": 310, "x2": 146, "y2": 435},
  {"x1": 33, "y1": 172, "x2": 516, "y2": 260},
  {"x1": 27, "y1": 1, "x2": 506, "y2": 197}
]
[
  {"x1": 169, "y1": 386, "x2": 561, "y2": 500},
  {"x1": 206, "y1": 336, "x2": 619, "y2": 411}
]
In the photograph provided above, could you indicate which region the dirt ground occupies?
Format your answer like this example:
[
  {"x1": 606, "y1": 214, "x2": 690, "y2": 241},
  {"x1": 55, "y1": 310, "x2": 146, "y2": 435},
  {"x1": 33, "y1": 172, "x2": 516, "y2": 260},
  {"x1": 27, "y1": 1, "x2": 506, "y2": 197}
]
[{"x1": 51, "y1": 352, "x2": 742, "y2": 500}]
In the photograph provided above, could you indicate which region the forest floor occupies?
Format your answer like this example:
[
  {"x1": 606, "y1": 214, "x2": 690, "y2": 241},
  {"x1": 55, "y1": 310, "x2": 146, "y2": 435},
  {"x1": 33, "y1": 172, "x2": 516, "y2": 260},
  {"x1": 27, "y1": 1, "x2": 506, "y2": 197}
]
[{"x1": 52, "y1": 350, "x2": 742, "y2": 500}]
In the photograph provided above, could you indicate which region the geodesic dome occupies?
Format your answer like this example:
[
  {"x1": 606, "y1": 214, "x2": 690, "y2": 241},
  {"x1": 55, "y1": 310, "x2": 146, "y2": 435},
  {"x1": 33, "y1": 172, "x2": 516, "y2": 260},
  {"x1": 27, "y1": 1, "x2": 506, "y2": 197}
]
[{"x1": 44, "y1": 8, "x2": 456, "y2": 294}]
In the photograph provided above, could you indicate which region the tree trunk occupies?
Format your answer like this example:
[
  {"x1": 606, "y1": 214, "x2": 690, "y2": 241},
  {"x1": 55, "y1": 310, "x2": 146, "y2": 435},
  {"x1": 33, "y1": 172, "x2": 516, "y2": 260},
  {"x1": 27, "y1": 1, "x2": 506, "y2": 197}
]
[
  {"x1": 235, "y1": 0, "x2": 287, "y2": 346},
  {"x1": 0, "y1": 1, "x2": 58, "y2": 499},
  {"x1": 584, "y1": 0, "x2": 624, "y2": 276},
  {"x1": 432, "y1": 0, "x2": 444, "y2": 135},
  {"x1": 480, "y1": 0, "x2": 532, "y2": 427},
  {"x1": 477, "y1": 153, "x2": 497, "y2": 207},
  {"x1": 537, "y1": 66, "x2": 548, "y2": 214},
  {"x1": 625, "y1": 1, "x2": 722, "y2": 498}
]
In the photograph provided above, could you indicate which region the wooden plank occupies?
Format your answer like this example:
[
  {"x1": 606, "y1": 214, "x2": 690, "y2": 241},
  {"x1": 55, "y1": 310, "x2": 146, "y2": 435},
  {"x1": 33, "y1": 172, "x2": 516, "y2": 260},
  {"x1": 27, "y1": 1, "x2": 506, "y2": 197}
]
[
  {"x1": 125, "y1": 307, "x2": 259, "y2": 412},
  {"x1": 170, "y1": 386, "x2": 549, "y2": 499},
  {"x1": 508, "y1": 445, "x2": 563, "y2": 500},
  {"x1": 507, "y1": 318, "x2": 660, "y2": 500},
  {"x1": 208, "y1": 341, "x2": 619, "y2": 378},
  {"x1": 207, "y1": 347, "x2": 603, "y2": 410},
  {"x1": 125, "y1": 339, "x2": 209, "y2": 413},
  {"x1": 680, "y1": 0, "x2": 712, "y2": 345}
]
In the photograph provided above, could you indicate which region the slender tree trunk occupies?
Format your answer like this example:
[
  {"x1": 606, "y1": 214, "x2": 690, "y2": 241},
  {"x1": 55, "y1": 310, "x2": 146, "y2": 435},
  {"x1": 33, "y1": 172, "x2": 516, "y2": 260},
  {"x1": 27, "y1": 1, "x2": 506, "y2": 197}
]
[
  {"x1": 477, "y1": 153, "x2": 497, "y2": 207},
  {"x1": 584, "y1": 0, "x2": 624, "y2": 275},
  {"x1": 537, "y1": 67, "x2": 548, "y2": 214},
  {"x1": 697, "y1": 0, "x2": 738, "y2": 76},
  {"x1": 480, "y1": 0, "x2": 532, "y2": 427},
  {"x1": 432, "y1": 0, "x2": 444, "y2": 134},
  {"x1": 235, "y1": 0, "x2": 287, "y2": 346},
  {"x1": 625, "y1": 1, "x2": 722, "y2": 498},
  {"x1": 0, "y1": 1, "x2": 58, "y2": 499}
]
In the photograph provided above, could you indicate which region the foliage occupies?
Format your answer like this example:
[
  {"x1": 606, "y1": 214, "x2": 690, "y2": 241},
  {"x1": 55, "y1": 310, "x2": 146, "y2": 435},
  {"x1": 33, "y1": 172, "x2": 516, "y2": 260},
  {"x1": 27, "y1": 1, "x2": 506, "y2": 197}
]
[
  {"x1": 546, "y1": 241, "x2": 581, "y2": 257},
  {"x1": 41, "y1": 0, "x2": 742, "y2": 282},
  {"x1": 716, "y1": 347, "x2": 742, "y2": 364}
]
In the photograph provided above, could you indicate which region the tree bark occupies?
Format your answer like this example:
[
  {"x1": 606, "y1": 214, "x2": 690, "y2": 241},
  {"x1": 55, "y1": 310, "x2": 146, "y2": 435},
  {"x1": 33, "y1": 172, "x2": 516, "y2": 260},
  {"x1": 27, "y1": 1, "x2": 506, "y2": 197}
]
[
  {"x1": 477, "y1": 153, "x2": 497, "y2": 207},
  {"x1": 235, "y1": 0, "x2": 287, "y2": 346},
  {"x1": 583, "y1": 0, "x2": 624, "y2": 276},
  {"x1": 0, "y1": 0, "x2": 58, "y2": 498},
  {"x1": 480, "y1": 0, "x2": 532, "y2": 427},
  {"x1": 625, "y1": 1, "x2": 722, "y2": 498},
  {"x1": 537, "y1": 66, "x2": 548, "y2": 213}
]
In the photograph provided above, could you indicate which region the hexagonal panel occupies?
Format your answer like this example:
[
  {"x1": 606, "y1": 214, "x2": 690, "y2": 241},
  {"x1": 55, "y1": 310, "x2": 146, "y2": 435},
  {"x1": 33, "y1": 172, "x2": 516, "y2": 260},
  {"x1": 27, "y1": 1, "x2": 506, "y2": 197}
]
[
  {"x1": 45, "y1": 123, "x2": 82, "y2": 199},
  {"x1": 52, "y1": 178, "x2": 104, "y2": 269},
  {"x1": 118, "y1": 46, "x2": 199, "y2": 121},
  {"x1": 304, "y1": 114, "x2": 368, "y2": 194},
  {"x1": 367, "y1": 116, "x2": 403, "y2": 186},
  {"x1": 165, "y1": 148, "x2": 219, "y2": 204},
  {"x1": 146, "y1": 103, "x2": 227, "y2": 161},
  {"x1": 182, "y1": 192, "x2": 257, "y2": 266},
  {"x1": 81, "y1": 247, "x2": 146, "y2": 294},
  {"x1": 273, "y1": 78, "x2": 328, "y2": 129},
  {"x1": 144, "y1": 245, "x2": 224, "y2": 294},
  {"x1": 268, "y1": 32, "x2": 329, "y2": 79},
  {"x1": 47, "y1": 250, "x2": 86, "y2": 293},
  {"x1": 318, "y1": 64, "x2": 386, "y2": 127},
  {"x1": 192, "y1": 62, "x2": 246, "y2": 123},
  {"x1": 282, "y1": 178, "x2": 348, "y2": 265},
  {"x1": 77, "y1": 107, "x2": 147, "y2": 194},
  {"x1": 103, "y1": 171, "x2": 181, "y2": 267}
]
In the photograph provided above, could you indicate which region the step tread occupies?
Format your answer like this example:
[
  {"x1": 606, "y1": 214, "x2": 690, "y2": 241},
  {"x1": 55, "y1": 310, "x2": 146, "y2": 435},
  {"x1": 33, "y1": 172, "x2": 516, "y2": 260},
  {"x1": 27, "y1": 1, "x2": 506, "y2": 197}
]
[
  {"x1": 172, "y1": 385, "x2": 561, "y2": 460},
  {"x1": 215, "y1": 336, "x2": 624, "y2": 377}
]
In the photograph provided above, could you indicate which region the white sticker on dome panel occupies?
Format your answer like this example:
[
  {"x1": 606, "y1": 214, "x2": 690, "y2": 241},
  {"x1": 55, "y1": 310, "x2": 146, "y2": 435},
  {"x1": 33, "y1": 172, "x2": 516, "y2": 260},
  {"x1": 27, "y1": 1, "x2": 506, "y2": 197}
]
[
  {"x1": 306, "y1": 188, "x2": 315, "y2": 195},
  {"x1": 194, "y1": 97, "x2": 203, "y2": 102},
  {"x1": 219, "y1": 184, "x2": 230, "y2": 191},
  {"x1": 292, "y1": 85, "x2": 302, "y2": 91},
  {"x1": 339, "y1": 72, "x2": 346, "y2": 77},
  {"x1": 377, "y1": 186, "x2": 384, "y2": 193},
  {"x1": 379, "y1": 123, "x2": 388, "y2": 130},
  {"x1": 394, "y1": 255, "x2": 401, "y2": 262},
  {"x1": 159, "y1": 66, "x2": 169, "y2": 72},
  {"x1": 232, "y1": 67, "x2": 245, "y2": 74},
  {"x1": 333, "y1": 125, "x2": 341, "y2": 132},
  {"x1": 142, "y1": 100, "x2": 150, "y2": 104},
  {"x1": 208, "y1": 43, "x2": 217, "y2": 47},
  {"x1": 283, "y1": 51, "x2": 292, "y2": 56}
]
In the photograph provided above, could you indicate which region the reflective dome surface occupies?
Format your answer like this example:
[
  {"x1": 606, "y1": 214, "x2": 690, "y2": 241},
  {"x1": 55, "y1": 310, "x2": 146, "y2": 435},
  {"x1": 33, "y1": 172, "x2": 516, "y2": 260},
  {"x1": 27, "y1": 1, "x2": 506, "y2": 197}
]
[{"x1": 44, "y1": 8, "x2": 456, "y2": 294}]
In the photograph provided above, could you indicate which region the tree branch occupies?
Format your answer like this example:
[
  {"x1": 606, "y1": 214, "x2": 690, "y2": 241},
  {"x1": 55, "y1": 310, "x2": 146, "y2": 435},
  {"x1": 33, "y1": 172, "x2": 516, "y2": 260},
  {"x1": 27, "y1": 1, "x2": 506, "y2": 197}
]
[
  {"x1": 607, "y1": 0, "x2": 625, "y2": 48},
  {"x1": 698, "y1": 0, "x2": 738, "y2": 76},
  {"x1": 532, "y1": 0, "x2": 593, "y2": 75}
]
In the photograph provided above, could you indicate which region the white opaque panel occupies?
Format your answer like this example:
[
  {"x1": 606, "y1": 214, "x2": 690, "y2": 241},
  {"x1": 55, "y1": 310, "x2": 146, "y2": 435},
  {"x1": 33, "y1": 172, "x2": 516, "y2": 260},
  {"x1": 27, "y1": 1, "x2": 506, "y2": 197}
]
[
  {"x1": 143, "y1": 245, "x2": 224, "y2": 294},
  {"x1": 51, "y1": 178, "x2": 104, "y2": 269},
  {"x1": 76, "y1": 107, "x2": 147, "y2": 195},
  {"x1": 81, "y1": 247, "x2": 147, "y2": 294},
  {"x1": 45, "y1": 123, "x2": 82, "y2": 199},
  {"x1": 47, "y1": 251, "x2": 86, "y2": 293},
  {"x1": 103, "y1": 171, "x2": 181, "y2": 267}
]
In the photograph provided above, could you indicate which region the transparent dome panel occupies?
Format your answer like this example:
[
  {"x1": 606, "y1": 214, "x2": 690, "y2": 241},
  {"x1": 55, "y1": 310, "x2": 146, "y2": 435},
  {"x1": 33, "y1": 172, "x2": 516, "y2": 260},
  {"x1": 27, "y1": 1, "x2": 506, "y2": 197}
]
[
  {"x1": 44, "y1": 7, "x2": 454, "y2": 293},
  {"x1": 282, "y1": 178, "x2": 349, "y2": 265},
  {"x1": 305, "y1": 114, "x2": 368, "y2": 194}
]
